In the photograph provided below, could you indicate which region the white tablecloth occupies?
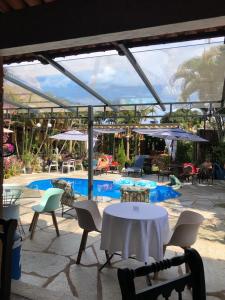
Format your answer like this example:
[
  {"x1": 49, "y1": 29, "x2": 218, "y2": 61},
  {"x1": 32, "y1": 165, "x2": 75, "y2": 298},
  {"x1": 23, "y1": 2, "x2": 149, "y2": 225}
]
[{"x1": 100, "y1": 202, "x2": 170, "y2": 262}]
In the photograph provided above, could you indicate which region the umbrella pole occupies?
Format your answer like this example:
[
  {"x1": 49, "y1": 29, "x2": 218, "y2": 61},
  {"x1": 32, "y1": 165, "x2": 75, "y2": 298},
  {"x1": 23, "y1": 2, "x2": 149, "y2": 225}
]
[
  {"x1": 171, "y1": 140, "x2": 174, "y2": 162},
  {"x1": 88, "y1": 106, "x2": 94, "y2": 201}
]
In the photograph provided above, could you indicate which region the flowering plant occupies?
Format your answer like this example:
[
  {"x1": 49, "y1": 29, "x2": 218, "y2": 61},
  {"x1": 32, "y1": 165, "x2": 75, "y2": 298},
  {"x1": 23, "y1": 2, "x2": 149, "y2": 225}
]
[{"x1": 4, "y1": 156, "x2": 23, "y2": 178}]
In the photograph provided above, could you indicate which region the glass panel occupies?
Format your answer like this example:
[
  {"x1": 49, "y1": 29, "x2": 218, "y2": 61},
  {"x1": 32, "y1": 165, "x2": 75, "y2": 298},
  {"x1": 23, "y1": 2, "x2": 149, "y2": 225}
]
[
  {"x1": 4, "y1": 61, "x2": 102, "y2": 106},
  {"x1": 3, "y1": 79, "x2": 56, "y2": 109},
  {"x1": 58, "y1": 52, "x2": 155, "y2": 105},
  {"x1": 132, "y1": 38, "x2": 225, "y2": 103}
]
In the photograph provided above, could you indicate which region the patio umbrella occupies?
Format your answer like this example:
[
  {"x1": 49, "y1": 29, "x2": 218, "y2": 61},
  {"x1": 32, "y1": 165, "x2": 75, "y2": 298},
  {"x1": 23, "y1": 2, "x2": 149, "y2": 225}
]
[
  {"x1": 49, "y1": 130, "x2": 98, "y2": 141},
  {"x1": 147, "y1": 132, "x2": 208, "y2": 142},
  {"x1": 133, "y1": 128, "x2": 208, "y2": 142}
]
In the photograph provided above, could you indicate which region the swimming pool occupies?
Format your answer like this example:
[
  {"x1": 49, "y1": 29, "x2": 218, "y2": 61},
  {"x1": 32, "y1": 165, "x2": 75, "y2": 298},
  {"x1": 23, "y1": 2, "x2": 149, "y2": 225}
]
[{"x1": 27, "y1": 178, "x2": 180, "y2": 202}]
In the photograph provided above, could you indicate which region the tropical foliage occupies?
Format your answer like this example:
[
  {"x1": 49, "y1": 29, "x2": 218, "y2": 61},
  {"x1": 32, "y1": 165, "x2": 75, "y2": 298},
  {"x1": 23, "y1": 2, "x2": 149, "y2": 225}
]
[
  {"x1": 211, "y1": 142, "x2": 225, "y2": 165},
  {"x1": 172, "y1": 45, "x2": 225, "y2": 102},
  {"x1": 160, "y1": 108, "x2": 202, "y2": 130},
  {"x1": 175, "y1": 141, "x2": 194, "y2": 164}
]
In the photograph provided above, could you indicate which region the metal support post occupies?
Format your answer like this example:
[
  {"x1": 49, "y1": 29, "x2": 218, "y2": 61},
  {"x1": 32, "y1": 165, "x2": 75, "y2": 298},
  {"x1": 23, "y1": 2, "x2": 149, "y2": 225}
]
[
  {"x1": 126, "y1": 127, "x2": 130, "y2": 160},
  {"x1": 88, "y1": 106, "x2": 94, "y2": 201}
]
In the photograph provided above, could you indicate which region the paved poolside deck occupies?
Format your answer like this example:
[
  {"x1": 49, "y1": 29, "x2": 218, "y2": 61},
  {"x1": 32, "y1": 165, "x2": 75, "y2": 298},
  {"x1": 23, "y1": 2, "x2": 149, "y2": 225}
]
[{"x1": 5, "y1": 171, "x2": 225, "y2": 300}]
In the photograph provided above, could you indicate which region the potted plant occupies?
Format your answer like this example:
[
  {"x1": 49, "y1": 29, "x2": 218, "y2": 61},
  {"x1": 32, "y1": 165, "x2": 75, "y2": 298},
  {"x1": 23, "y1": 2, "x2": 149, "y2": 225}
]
[{"x1": 22, "y1": 152, "x2": 34, "y2": 174}]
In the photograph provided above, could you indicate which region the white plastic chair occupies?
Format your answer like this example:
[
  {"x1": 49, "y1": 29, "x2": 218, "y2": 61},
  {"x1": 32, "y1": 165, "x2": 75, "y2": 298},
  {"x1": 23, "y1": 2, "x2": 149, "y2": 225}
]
[
  {"x1": 48, "y1": 160, "x2": 59, "y2": 173},
  {"x1": 73, "y1": 200, "x2": 108, "y2": 264},
  {"x1": 165, "y1": 210, "x2": 204, "y2": 249},
  {"x1": 3, "y1": 184, "x2": 25, "y2": 237},
  {"x1": 61, "y1": 159, "x2": 76, "y2": 173},
  {"x1": 75, "y1": 159, "x2": 84, "y2": 171},
  {"x1": 164, "y1": 210, "x2": 204, "y2": 273}
]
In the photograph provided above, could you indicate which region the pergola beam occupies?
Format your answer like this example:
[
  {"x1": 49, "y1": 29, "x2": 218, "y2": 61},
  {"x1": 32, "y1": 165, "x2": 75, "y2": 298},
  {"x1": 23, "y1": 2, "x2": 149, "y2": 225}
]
[
  {"x1": 4, "y1": 73, "x2": 77, "y2": 112},
  {"x1": 116, "y1": 43, "x2": 166, "y2": 111},
  {"x1": 38, "y1": 55, "x2": 117, "y2": 112}
]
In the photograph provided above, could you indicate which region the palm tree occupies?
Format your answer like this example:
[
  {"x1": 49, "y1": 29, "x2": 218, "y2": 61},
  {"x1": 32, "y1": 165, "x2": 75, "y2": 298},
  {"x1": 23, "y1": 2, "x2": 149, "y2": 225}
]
[{"x1": 172, "y1": 46, "x2": 225, "y2": 102}]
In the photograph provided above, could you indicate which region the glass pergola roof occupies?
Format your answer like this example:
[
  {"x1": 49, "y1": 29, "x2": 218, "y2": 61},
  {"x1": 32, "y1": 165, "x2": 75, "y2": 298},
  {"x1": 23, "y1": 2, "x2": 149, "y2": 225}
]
[
  {"x1": 59, "y1": 52, "x2": 154, "y2": 106},
  {"x1": 3, "y1": 37, "x2": 225, "y2": 115}
]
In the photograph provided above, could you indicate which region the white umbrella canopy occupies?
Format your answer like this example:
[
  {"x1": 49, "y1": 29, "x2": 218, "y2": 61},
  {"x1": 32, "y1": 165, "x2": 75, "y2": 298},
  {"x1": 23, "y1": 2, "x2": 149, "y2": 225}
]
[
  {"x1": 133, "y1": 128, "x2": 208, "y2": 142},
  {"x1": 49, "y1": 130, "x2": 98, "y2": 141},
  {"x1": 147, "y1": 132, "x2": 208, "y2": 142},
  {"x1": 94, "y1": 128, "x2": 125, "y2": 134}
]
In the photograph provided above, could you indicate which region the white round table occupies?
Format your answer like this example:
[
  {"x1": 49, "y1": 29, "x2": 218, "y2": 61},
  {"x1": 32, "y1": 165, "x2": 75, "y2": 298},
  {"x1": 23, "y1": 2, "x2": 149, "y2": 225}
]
[{"x1": 100, "y1": 202, "x2": 170, "y2": 262}]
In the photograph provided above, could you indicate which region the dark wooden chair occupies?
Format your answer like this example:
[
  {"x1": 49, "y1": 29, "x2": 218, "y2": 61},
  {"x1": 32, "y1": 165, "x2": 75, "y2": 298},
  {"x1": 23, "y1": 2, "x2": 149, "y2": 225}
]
[
  {"x1": 118, "y1": 248, "x2": 206, "y2": 300},
  {"x1": 197, "y1": 166, "x2": 213, "y2": 185},
  {"x1": 0, "y1": 218, "x2": 17, "y2": 300}
]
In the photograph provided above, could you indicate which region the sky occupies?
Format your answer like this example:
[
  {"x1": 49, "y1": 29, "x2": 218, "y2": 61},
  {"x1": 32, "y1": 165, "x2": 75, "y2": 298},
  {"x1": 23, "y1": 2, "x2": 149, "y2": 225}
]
[{"x1": 4, "y1": 37, "x2": 225, "y2": 111}]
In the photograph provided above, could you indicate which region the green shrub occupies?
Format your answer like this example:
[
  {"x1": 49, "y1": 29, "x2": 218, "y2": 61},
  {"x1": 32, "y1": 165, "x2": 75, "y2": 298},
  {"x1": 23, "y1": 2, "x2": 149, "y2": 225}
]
[
  {"x1": 117, "y1": 139, "x2": 126, "y2": 169},
  {"x1": 176, "y1": 141, "x2": 193, "y2": 163},
  {"x1": 212, "y1": 142, "x2": 225, "y2": 165}
]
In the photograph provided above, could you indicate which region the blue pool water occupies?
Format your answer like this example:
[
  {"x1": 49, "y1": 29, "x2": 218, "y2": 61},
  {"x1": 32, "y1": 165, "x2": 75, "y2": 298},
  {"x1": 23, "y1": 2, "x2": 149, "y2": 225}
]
[{"x1": 27, "y1": 178, "x2": 180, "y2": 202}]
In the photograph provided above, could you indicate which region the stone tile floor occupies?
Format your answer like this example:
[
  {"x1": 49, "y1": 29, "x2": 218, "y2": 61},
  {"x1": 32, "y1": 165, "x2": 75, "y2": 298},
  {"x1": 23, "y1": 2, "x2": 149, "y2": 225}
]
[{"x1": 5, "y1": 171, "x2": 225, "y2": 299}]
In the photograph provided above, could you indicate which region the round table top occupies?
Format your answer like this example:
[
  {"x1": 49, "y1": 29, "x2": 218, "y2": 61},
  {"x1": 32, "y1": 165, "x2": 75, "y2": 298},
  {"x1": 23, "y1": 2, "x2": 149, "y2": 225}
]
[{"x1": 104, "y1": 202, "x2": 168, "y2": 221}]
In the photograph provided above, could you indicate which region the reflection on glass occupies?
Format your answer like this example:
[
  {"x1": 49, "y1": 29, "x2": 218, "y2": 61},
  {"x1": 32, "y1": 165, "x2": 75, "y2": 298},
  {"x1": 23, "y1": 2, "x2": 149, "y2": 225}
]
[
  {"x1": 59, "y1": 54, "x2": 155, "y2": 105},
  {"x1": 132, "y1": 41, "x2": 225, "y2": 103},
  {"x1": 5, "y1": 62, "x2": 102, "y2": 106}
]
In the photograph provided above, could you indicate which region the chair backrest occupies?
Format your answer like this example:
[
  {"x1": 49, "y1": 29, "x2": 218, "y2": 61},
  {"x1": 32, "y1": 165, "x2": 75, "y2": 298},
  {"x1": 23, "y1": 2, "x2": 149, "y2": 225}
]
[
  {"x1": 69, "y1": 159, "x2": 76, "y2": 166},
  {"x1": 134, "y1": 155, "x2": 145, "y2": 168},
  {"x1": 104, "y1": 155, "x2": 113, "y2": 164},
  {"x1": 183, "y1": 163, "x2": 197, "y2": 174},
  {"x1": 51, "y1": 179, "x2": 74, "y2": 206},
  {"x1": 75, "y1": 159, "x2": 83, "y2": 165},
  {"x1": 169, "y1": 175, "x2": 182, "y2": 189},
  {"x1": 39, "y1": 188, "x2": 64, "y2": 212},
  {"x1": 93, "y1": 159, "x2": 98, "y2": 168},
  {"x1": 73, "y1": 200, "x2": 102, "y2": 232},
  {"x1": 0, "y1": 219, "x2": 17, "y2": 300},
  {"x1": 120, "y1": 186, "x2": 150, "y2": 203},
  {"x1": 183, "y1": 165, "x2": 193, "y2": 175},
  {"x1": 168, "y1": 210, "x2": 204, "y2": 247},
  {"x1": 118, "y1": 248, "x2": 206, "y2": 300}
]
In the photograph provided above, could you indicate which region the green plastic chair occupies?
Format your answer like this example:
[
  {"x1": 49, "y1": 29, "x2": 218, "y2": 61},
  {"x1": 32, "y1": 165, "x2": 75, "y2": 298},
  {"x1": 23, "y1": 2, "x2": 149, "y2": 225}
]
[
  {"x1": 29, "y1": 188, "x2": 64, "y2": 239},
  {"x1": 169, "y1": 174, "x2": 182, "y2": 190}
]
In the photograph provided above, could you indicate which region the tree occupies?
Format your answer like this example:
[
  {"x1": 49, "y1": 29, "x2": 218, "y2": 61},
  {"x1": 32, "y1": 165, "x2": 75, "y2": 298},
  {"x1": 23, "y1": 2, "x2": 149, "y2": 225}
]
[
  {"x1": 160, "y1": 108, "x2": 202, "y2": 131},
  {"x1": 117, "y1": 139, "x2": 126, "y2": 168},
  {"x1": 172, "y1": 45, "x2": 225, "y2": 102}
]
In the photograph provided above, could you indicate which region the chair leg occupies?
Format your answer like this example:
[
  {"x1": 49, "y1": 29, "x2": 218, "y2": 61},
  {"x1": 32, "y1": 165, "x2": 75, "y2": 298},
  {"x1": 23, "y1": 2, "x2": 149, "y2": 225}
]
[
  {"x1": 29, "y1": 213, "x2": 36, "y2": 232},
  {"x1": 105, "y1": 250, "x2": 111, "y2": 266},
  {"x1": 30, "y1": 212, "x2": 39, "y2": 240},
  {"x1": 51, "y1": 211, "x2": 60, "y2": 237},
  {"x1": 18, "y1": 218, "x2": 26, "y2": 238},
  {"x1": 76, "y1": 230, "x2": 89, "y2": 264}
]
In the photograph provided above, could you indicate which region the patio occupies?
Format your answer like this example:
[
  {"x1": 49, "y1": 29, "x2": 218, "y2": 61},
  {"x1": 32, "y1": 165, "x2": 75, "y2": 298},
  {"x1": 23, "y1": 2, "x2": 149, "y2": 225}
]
[{"x1": 5, "y1": 171, "x2": 225, "y2": 300}]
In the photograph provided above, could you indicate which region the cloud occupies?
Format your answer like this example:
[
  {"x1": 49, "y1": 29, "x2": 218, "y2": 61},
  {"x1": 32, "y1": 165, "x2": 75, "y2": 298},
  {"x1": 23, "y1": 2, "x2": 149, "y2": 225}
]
[
  {"x1": 90, "y1": 65, "x2": 116, "y2": 84},
  {"x1": 4, "y1": 40, "x2": 224, "y2": 105}
]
